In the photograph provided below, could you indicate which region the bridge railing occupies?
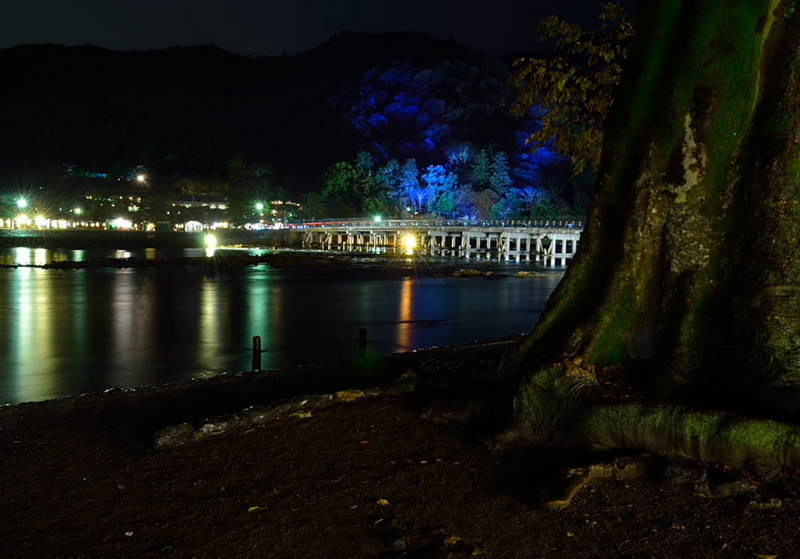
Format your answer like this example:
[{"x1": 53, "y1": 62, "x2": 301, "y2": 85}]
[{"x1": 290, "y1": 219, "x2": 584, "y2": 230}]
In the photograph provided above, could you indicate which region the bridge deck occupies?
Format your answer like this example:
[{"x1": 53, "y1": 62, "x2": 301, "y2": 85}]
[{"x1": 295, "y1": 220, "x2": 584, "y2": 265}]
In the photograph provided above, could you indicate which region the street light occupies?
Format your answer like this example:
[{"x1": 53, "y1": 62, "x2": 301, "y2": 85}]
[
  {"x1": 16, "y1": 198, "x2": 27, "y2": 209},
  {"x1": 204, "y1": 233, "x2": 218, "y2": 257},
  {"x1": 401, "y1": 234, "x2": 417, "y2": 253}
]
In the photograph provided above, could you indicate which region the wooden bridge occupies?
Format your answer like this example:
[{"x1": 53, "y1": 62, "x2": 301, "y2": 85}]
[{"x1": 295, "y1": 219, "x2": 584, "y2": 265}]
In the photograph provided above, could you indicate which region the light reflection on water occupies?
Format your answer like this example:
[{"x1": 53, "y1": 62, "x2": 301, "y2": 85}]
[
  {"x1": 0, "y1": 246, "x2": 208, "y2": 266},
  {"x1": 0, "y1": 248, "x2": 561, "y2": 404}
]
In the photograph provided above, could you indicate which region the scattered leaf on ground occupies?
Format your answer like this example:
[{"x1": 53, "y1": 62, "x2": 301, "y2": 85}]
[{"x1": 444, "y1": 535, "x2": 462, "y2": 546}]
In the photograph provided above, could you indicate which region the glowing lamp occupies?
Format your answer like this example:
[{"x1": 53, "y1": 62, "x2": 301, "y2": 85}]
[
  {"x1": 112, "y1": 218, "x2": 133, "y2": 229},
  {"x1": 401, "y1": 234, "x2": 417, "y2": 251}
]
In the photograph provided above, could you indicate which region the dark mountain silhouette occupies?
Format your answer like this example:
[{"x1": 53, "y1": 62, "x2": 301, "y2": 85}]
[{"x1": 1, "y1": 32, "x2": 503, "y2": 194}]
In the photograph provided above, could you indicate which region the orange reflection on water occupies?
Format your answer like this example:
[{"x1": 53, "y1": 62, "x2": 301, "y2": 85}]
[{"x1": 397, "y1": 278, "x2": 414, "y2": 350}]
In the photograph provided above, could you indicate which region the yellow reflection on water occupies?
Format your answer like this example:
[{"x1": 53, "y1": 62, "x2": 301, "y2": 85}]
[
  {"x1": 34, "y1": 248, "x2": 47, "y2": 266},
  {"x1": 111, "y1": 270, "x2": 135, "y2": 385},
  {"x1": 6, "y1": 247, "x2": 32, "y2": 266},
  {"x1": 199, "y1": 277, "x2": 220, "y2": 369},
  {"x1": 8, "y1": 267, "x2": 57, "y2": 402},
  {"x1": 109, "y1": 269, "x2": 152, "y2": 387},
  {"x1": 10, "y1": 267, "x2": 32, "y2": 400}
]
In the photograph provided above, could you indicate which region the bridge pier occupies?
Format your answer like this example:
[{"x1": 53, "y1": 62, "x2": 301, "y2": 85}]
[{"x1": 542, "y1": 234, "x2": 580, "y2": 266}]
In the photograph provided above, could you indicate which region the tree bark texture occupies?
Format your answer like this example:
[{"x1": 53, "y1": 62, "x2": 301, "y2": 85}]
[{"x1": 502, "y1": 0, "x2": 800, "y2": 470}]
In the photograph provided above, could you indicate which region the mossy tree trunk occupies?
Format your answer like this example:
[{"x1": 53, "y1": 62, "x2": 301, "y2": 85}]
[{"x1": 500, "y1": 0, "x2": 800, "y2": 471}]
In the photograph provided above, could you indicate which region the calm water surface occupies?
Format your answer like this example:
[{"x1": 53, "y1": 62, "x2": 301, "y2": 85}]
[{"x1": 0, "y1": 247, "x2": 561, "y2": 404}]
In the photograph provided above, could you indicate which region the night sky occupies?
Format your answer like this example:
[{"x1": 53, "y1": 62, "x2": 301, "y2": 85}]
[{"x1": 4, "y1": 0, "x2": 639, "y2": 57}]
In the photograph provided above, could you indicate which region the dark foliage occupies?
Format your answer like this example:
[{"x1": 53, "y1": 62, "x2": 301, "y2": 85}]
[{"x1": 0, "y1": 32, "x2": 488, "y2": 194}]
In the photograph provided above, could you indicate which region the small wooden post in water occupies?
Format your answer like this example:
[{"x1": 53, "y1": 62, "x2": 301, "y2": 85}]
[{"x1": 252, "y1": 335, "x2": 262, "y2": 371}]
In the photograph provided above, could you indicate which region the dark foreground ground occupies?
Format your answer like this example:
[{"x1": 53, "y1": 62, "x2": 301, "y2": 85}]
[{"x1": 3, "y1": 341, "x2": 800, "y2": 559}]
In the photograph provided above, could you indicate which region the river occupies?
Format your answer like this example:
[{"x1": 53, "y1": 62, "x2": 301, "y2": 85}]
[{"x1": 0, "y1": 246, "x2": 562, "y2": 404}]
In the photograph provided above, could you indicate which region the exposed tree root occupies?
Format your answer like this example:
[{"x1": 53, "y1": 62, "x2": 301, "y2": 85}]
[{"x1": 501, "y1": 360, "x2": 800, "y2": 476}]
